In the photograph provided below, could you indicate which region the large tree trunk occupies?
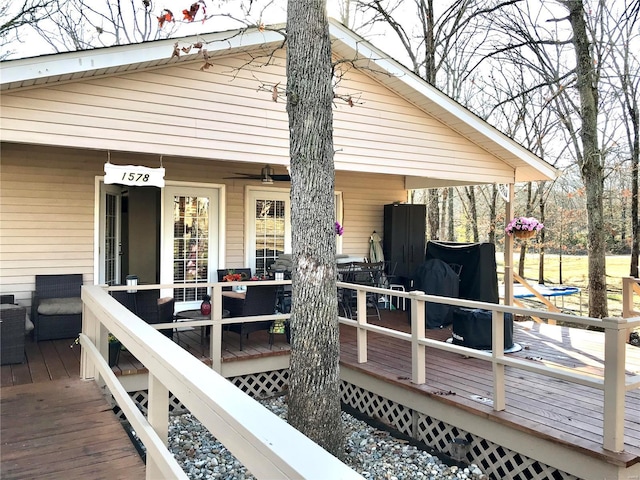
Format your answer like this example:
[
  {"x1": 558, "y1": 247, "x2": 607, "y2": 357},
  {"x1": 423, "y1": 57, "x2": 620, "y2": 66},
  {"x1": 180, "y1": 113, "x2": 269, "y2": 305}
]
[
  {"x1": 566, "y1": 0, "x2": 608, "y2": 318},
  {"x1": 286, "y1": 0, "x2": 343, "y2": 456}
]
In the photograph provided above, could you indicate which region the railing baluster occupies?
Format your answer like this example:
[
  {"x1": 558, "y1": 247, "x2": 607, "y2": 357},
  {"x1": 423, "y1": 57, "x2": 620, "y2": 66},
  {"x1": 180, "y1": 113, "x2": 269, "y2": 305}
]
[
  {"x1": 410, "y1": 292, "x2": 426, "y2": 385},
  {"x1": 356, "y1": 287, "x2": 368, "y2": 363},
  {"x1": 147, "y1": 373, "x2": 169, "y2": 480},
  {"x1": 492, "y1": 310, "x2": 506, "y2": 411},
  {"x1": 211, "y1": 282, "x2": 224, "y2": 372}
]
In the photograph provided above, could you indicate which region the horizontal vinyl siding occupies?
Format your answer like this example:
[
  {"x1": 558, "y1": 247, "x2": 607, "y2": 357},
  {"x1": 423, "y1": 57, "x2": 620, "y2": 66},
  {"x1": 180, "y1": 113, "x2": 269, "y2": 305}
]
[
  {"x1": 0, "y1": 144, "x2": 408, "y2": 303},
  {"x1": 336, "y1": 172, "x2": 406, "y2": 259},
  {"x1": 1, "y1": 51, "x2": 514, "y2": 184},
  {"x1": 0, "y1": 144, "x2": 99, "y2": 304},
  {"x1": 331, "y1": 68, "x2": 514, "y2": 183}
]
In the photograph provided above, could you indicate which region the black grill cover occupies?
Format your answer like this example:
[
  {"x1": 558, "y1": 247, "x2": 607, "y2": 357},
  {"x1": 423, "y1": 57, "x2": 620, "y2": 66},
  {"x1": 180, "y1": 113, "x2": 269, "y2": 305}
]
[
  {"x1": 425, "y1": 241, "x2": 499, "y2": 304},
  {"x1": 412, "y1": 258, "x2": 459, "y2": 328},
  {"x1": 452, "y1": 308, "x2": 514, "y2": 350}
]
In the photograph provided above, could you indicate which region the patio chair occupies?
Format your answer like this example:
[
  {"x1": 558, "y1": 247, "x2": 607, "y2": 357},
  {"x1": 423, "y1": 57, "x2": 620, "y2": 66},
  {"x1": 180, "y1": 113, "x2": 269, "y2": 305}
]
[
  {"x1": 225, "y1": 284, "x2": 278, "y2": 350},
  {"x1": 32, "y1": 274, "x2": 83, "y2": 341},
  {"x1": 341, "y1": 262, "x2": 384, "y2": 321},
  {"x1": 111, "y1": 289, "x2": 175, "y2": 338}
]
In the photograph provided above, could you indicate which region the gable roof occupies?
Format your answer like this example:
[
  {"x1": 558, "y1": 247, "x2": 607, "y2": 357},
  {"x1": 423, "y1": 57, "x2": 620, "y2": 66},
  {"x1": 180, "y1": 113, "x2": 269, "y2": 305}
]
[{"x1": 0, "y1": 19, "x2": 557, "y2": 184}]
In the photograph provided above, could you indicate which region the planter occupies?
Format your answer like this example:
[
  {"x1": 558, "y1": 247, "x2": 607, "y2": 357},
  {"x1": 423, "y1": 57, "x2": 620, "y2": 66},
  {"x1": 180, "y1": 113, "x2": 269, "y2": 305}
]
[
  {"x1": 109, "y1": 341, "x2": 121, "y2": 367},
  {"x1": 513, "y1": 230, "x2": 537, "y2": 240}
]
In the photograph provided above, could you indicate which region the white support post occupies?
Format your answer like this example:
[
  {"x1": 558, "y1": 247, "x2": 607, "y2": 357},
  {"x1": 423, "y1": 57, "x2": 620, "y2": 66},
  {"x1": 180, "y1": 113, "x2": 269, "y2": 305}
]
[
  {"x1": 410, "y1": 292, "x2": 426, "y2": 385},
  {"x1": 356, "y1": 289, "x2": 368, "y2": 363},
  {"x1": 603, "y1": 317, "x2": 626, "y2": 452},
  {"x1": 211, "y1": 283, "x2": 223, "y2": 372},
  {"x1": 504, "y1": 183, "x2": 514, "y2": 307},
  {"x1": 147, "y1": 373, "x2": 169, "y2": 480},
  {"x1": 492, "y1": 310, "x2": 506, "y2": 411}
]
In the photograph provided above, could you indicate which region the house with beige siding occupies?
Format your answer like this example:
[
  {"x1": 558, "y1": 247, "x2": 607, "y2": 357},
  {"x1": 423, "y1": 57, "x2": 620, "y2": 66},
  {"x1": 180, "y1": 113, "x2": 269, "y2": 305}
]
[{"x1": 0, "y1": 19, "x2": 556, "y2": 312}]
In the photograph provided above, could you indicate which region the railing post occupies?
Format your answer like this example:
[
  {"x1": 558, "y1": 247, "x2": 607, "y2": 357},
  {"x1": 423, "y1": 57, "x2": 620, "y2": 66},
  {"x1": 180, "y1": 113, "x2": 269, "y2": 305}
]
[
  {"x1": 602, "y1": 316, "x2": 626, "y2": 452},
  {"x1": 621, "y1": 277, "x2": 636, "y2": 343},
  {"x1": 621, "y1": 277, "x2": 634, "y2": 319},
  {"x1": 211, "y1": 282, "x2": 223, "y2": 372},
  {"x1": 147, "y1": 372, "x2": 169, "y2": 480},
  {"x1": 492, "y1": 310, "x2": 506, "y2": 411},
  {"x1": 355, "y1": 288, "x2": 368, "y2": 363},
  {"x1": 410, "y1": 292, "x2": 426, "y2": 384}
]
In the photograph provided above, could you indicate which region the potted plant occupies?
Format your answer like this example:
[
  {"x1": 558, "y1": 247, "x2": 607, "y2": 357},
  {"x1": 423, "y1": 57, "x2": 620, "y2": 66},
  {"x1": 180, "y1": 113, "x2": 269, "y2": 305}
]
[
  {"x1": 108, "y1": 334, "x2": 122, "y2": 367},
  {"x1": 505, "y1": 216, "x2": 544, "y2": 239}
]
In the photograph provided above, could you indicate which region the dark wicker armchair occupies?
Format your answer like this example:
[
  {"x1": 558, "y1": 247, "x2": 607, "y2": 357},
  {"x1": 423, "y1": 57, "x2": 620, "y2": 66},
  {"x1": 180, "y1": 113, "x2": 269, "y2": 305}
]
[
  {"x1": 32, "y1": 274, "x2": 83, "y2": 341},
  {"x1": 225, "y1": 284, "x2": 278, "y2": 350},
  {"x1": 111, "y1": 289, "x2": 175, "y2": 339}
]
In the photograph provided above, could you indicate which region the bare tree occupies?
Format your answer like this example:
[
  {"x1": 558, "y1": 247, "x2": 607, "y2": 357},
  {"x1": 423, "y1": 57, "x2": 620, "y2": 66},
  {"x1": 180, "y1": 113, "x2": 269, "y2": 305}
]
[
  {"x1": 286, "y1": 0, "x2": 343, "y2": 456},
  {"x1": 0, "y1": 0, "x2": 59, "y2": 58},
  {"x1": 352, "y1": 1, "x2": 518, "y2": 240},
  {"x1": 602, "y1": 4, "x2": 640, "y2": 276},
  {"x1": 479, "y1": 1, "x2": 624, "y2": 317}
]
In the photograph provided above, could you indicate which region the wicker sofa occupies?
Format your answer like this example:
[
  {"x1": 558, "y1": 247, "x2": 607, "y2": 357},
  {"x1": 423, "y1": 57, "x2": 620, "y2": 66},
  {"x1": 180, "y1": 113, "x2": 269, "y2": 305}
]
[{"x1": 32, "y1": 274, "x2": 83, "y2": 341}]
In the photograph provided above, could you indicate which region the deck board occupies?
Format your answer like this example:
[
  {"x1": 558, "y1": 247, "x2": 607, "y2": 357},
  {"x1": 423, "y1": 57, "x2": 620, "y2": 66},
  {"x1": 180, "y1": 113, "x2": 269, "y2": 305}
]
[{"x1": 0, "y1": 377, "x2": 145, "y2": 479}]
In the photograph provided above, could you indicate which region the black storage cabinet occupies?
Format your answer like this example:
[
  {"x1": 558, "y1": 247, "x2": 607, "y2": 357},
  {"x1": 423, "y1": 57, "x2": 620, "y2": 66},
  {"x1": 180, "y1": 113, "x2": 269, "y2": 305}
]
[{"x1": 383, "y1": 204, "x2": 426, "y2": 287}]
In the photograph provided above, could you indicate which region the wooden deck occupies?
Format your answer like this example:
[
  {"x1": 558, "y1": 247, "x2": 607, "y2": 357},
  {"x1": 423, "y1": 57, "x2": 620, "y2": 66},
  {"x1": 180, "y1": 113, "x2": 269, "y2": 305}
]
[
  {"x1": 340, "y1": 310, "x2": 640, "y2": 469},
  {"x1": 0, "y1": 377, "x2": 146, "y2": 479},
  {"x1": 3, "y1": 310, "x2": 639, "y2": 473}
]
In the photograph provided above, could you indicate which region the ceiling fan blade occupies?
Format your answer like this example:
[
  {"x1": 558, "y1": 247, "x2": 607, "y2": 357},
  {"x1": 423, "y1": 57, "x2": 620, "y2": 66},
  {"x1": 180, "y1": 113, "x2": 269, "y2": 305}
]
[
  {"x1": 223, "y1": 169, "x2": 290, "y2": 182},
  {"x1": 223, "y1": 173, "x2": 263, "y2": 180},
  {"x1": 272, "y1": 174, "x2": 291, "y2": 181}
]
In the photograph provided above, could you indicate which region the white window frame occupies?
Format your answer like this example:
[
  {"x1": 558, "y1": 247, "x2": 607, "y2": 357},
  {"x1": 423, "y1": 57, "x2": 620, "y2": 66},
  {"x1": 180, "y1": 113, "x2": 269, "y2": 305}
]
[{"x1": 244, "y1": 187, "x2": 343, "y2": 272}]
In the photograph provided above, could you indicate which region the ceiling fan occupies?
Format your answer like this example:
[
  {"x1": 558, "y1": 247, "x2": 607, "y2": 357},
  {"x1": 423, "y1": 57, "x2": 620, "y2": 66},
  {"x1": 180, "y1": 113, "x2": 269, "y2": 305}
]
[{"x1": 224, "y1": 164, "x2": 291, "y2": 184}]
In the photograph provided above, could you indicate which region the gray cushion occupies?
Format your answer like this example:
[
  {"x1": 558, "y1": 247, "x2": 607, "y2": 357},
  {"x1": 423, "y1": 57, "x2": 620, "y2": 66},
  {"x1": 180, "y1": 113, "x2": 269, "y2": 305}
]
[{"x1": 38, "y1": 297, "x2": 82, "y2": 315}]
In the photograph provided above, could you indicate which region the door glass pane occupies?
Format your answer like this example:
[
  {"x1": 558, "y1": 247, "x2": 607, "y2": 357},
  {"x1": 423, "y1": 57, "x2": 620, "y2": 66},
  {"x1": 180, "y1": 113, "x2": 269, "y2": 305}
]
[
  {"x1": 255, "y1": 198, "x2": 285, "y2": 276},
  {"x1": 104, "y1": 193, "x2": 118, "y2": 286},
  {"x1": 173, "y1": 195, "x2": 209, "y2": 302}
]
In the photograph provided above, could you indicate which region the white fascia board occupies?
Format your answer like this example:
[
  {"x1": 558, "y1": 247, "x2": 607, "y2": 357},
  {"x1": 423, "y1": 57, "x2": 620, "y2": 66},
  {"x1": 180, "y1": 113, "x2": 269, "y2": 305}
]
[
  {"x1": 328, "y1": 20, "x2": 559, "y2": 181},
  {"x1": 0, "y1": 27, "x2": 284, "y2": 86}
]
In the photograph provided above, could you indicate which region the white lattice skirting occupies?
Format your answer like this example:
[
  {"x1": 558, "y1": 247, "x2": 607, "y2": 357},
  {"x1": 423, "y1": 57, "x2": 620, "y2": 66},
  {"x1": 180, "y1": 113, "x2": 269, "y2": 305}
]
[{"x1": 111, "y1": 369, "x2": 578, "y2": 480}]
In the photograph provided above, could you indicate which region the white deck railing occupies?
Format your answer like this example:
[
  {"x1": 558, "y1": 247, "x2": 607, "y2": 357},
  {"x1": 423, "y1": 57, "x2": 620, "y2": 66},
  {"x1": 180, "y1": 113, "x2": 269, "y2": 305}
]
[
  {"x1": 80, "y1": 283, "x2": 362, "y2": 480},
  {"x1": 337, "y1": 280, "x2": 640, "y2": 453}
]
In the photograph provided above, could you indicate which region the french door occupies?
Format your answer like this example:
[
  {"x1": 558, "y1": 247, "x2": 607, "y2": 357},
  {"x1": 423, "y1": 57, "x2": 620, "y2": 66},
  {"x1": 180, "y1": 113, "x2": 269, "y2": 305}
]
[
  {"x1": 162, "y1": 185, "x2": 220, "y2": 307},
  {"x1": 99, "y1": 184, "x2": 122, "y2": 285}
]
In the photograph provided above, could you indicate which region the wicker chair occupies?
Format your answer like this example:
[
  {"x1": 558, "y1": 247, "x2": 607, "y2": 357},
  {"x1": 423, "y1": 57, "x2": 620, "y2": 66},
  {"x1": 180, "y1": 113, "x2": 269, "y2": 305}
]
[
  {"x1": 111, "y1": 289, "x2": 175, "y2": 338},
  {"x1": 1, "y1": 303, "x2": 26, "y2": 364},
  {"x1": 32, "y1": 274, "x2": 83, "y2": 341},
  {"x1": 225, "y1": 284, "x2": 278, "y2": 350}
]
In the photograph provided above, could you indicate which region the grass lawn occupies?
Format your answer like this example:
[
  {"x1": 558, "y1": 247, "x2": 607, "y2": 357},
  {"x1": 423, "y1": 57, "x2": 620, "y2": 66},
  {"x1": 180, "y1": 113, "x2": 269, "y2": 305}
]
[{"x1": 496, "y1": 252, "x2": 638, "y2": 318}]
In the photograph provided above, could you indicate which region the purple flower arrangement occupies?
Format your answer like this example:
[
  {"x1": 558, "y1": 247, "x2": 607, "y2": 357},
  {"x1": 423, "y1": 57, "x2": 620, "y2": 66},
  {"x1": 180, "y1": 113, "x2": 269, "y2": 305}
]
[
  {"x1": 505, "y1": 216, "x2": 544, "y2": 236},
  {"x1": 335, "y1": 221, "x2": 344, "y2": 236}
]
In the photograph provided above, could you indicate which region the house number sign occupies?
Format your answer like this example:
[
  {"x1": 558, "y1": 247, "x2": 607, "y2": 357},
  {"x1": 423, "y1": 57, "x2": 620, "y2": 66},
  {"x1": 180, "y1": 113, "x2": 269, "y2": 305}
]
[{"x1": 104, "y1": 163, "x2": 165, "y2": 187}]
